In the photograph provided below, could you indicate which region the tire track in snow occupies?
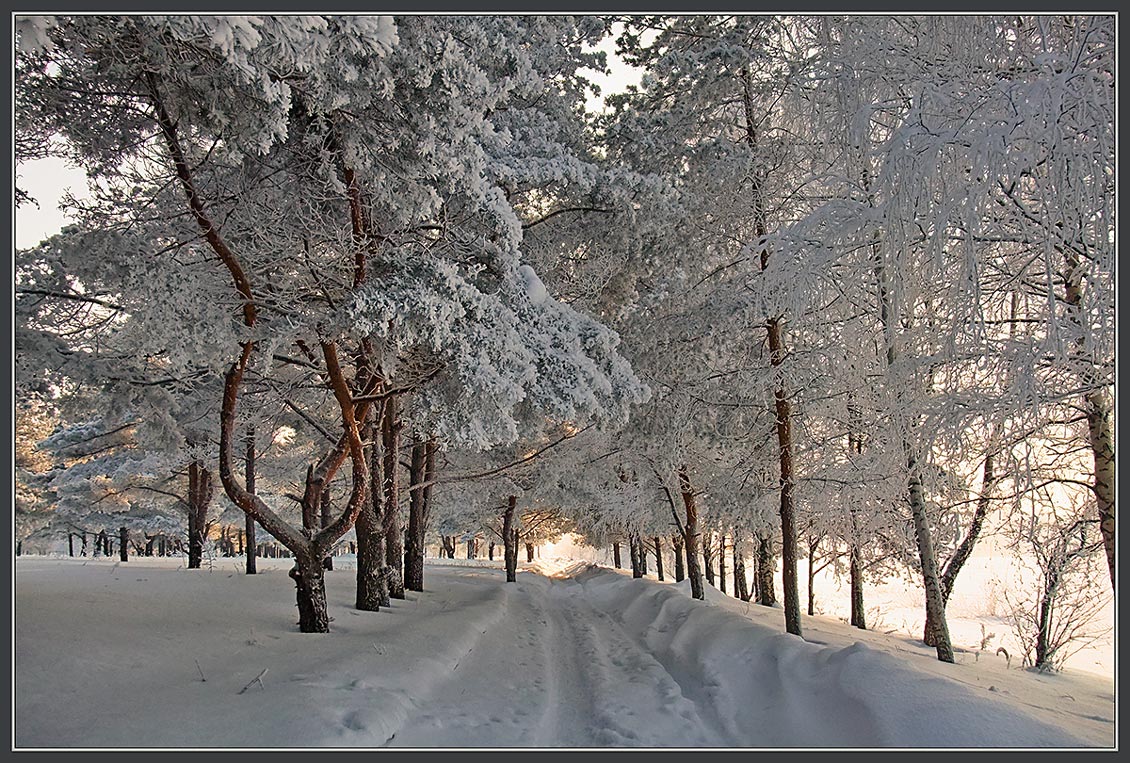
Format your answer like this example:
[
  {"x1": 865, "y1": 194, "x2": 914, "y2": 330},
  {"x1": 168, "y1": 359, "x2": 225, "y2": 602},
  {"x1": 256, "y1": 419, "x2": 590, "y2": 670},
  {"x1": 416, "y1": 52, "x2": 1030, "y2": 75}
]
[{"x1": 539, "y1": 577, "x2": 719, "y2": 746}]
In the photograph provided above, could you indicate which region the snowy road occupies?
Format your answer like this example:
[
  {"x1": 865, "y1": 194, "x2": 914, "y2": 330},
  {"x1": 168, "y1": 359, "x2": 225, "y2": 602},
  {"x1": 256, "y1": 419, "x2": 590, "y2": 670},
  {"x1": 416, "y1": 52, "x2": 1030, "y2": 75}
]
[
  {"x1": 390, "y1": 571, "x2": 722, "y2": 747},
  {"x1": 15, "y1": 557, "x2": 1109, "y2": 748}
]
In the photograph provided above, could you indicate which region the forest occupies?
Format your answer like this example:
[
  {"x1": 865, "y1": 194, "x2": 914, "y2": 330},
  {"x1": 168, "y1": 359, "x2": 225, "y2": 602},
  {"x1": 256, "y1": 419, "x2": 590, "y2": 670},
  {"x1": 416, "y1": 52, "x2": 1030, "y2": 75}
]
[{"x1": 13, "y1": 14, "x2": 1115, "y2": 748}]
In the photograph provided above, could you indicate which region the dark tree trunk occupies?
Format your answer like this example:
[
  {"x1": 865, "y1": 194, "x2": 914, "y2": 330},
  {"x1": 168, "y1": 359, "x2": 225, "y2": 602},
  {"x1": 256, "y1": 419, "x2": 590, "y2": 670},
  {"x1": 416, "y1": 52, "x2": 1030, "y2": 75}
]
[
  {"x1": 703, "y1": 533, "x2": 715, "y2": 587},
  {"x1": 613, "y1": 542, "x2": 622, "y2": 569},
  {"x1": 741, "y1": 66, "x2": 801, "y2": 636},
  {"x1": 382, "y1": 395, "x2": 404, "y2": 599},
  {"x1": 81, "y1": 532, "x2": 88, "y2": 557},
  {"x1": 405, "y1": 438, "x2": 435, "y2": 592},
  {"x1": 807, "y1": 541, "x2": 817, "y2": 616},
  {"x1": 672, "y1": 535, "x2": 685, "y2": 582},
  {"x1": 320, "y1": 486, "x2": 334, "y2": 571},
  {"x1": 356, "y1": 418, "x2": 388, "y2": 611},
  {"x1": 16, "y1": 541, "x2": 22, "y2": 557},
  {"x1": 503, "y1": 496, "x2": 518, "y2": 583},
  {"x1": 488, "y1": 541, "x2": 495, "y2": 561},
  {"x1": 68, "y1": 534, "x2": 74, "y2": 557},
  {"x1": 733, "y1": 535, "x2": 750, "y2": 601},
  {"x1": 678, "y1": 467, "x2": 704, "y2": 600},
  {"x1": 119, "y1": 527, "x2": 128, "y2": 562},
  {"x1": 525, "y1": 542, "x2": 535, "y2": 563},
  {"x1": 653, "y1": 537, "x2": 664, "y2": 581},
  {"x1": 1034, "y1": 567, "x2": 1061, "y2": 670},
  {"x1": 718, "y1": 535, "x2": 726, "y2": 594},
  {"x1": 290, "y1": 552, "x2": 330, "y2": 633},
  {"x1": 629, "y1": 533, "x2": 643, "y2": 578},
  {"x1": 467, "y1": 538, "x2": 477, "y2": 560},
  {"x1": 187, "y1": 460, "x2": 213, "y2": 570},
  {"x1": 925, "y1": 452, "x2": 998, "y2": 646},
  {"x1": 756, "y1": 534, "x2": 777, "y2": 606},
  {"x1": 850, "y1": 544, "x2": 866, "y2": 629}
]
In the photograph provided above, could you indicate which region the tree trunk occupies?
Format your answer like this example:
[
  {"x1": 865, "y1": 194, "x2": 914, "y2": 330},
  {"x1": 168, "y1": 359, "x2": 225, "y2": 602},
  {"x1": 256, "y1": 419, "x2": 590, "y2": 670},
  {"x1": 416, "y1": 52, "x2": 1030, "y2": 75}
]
[
  {"x1": 629, "y1": 533, "x2": 643, "y2": 578},
  {"x1": 289, "y1": 552, "x2": 330, "y2": 633},
  {"x1": 1034, "y1": 566, "x2": 1061, "y2": 670},
  {"x1": 186, "y1": 460, "x2": 213, "y2": 570},
  {"x1": 1062, "y1": 249, "x2": 1115, "y2": 592},
  {"x1": 503, "y1": 495, "x2": 518, "y2": 583},
  {"x1": 672, "y1": 535, "x2": 685, "y2": 582},
  {"x1": 703, "y1": 532, "x2": 715, "y2": 586},
  {"x1": 742, "y1": 63, "x2": 801, "y2": 637},
  {"x1": 382, "y1": 395, "x2": 405, "y2": 599},
  {"x1": 467, "y1": 538, "x2": 477, "y2": 560},
  {"x1": 807, "y1": 543, "x2": 817, "y2": 616},
  {"x1": 850, "y1": 544, "x2": 866, "y2": 629},
  {"x1": 488, "y1": 542, "x2": 495, "y2": 561},
  {"x1": 405, "y1": 438, "x2": 435, "y2": 592},
  {"x1": 653, "y1": 537, "x2": 664, "y2": 581},
  {"x1": 717, "y1": 535, "x2": 726, "y2": 594},
  {"x1": 319, "y1": 485, "x2": 334, "y2": 571},
  {"x1": 768, "y1": 320, "x2": 801, "y2": 636},
  {"x1": 733, "y1": 535, "x2": 750, "y2": 601},
  {"x1": 678, "y1": 467, "x2": 704, "y2": 600},
  {"x1": 68, "y1": 533, "x2": 74, "y2": 557},
  {"x1": 81, "y1": 532, "x2": 88, "y2": 557},
  {"x1": 908, "y1": 454, "x2": 955, "y2": 662},
  {"x1": 119, "y1": 527, "x2": 128, "y2": 562},
  {"x1": 756, "y1": 534, "x2": 776, "y2": 606},
  {"x1": 525, "y1": 542, "x2": 535, "y2": 563},
  {"x1": 639, "y1": 535, "x2": 648, "y2": 576},
  {"x1": 356, "y1": 418, "x2": 388, "y2": 611},
  {"x1": 613, "y1": 542, "x2": 621, "y2": 569},
  {"x1": 925, "y1": 452, "x2": 998, "y2": 645}
]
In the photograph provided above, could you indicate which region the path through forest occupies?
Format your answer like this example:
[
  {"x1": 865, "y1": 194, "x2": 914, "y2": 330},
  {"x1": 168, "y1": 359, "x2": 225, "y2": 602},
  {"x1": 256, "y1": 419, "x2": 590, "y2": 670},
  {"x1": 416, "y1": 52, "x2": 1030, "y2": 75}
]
[{"x1": 14, "y1": 557, "x2": 1108, "y2": 748}]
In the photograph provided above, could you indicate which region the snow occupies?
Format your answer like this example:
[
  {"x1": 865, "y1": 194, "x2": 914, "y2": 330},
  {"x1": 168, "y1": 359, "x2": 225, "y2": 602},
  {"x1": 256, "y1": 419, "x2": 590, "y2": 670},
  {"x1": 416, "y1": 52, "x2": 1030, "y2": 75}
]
[
  {"x1": 15, "y1": 556, "x2": 1111, "y2": 748},
  {"x1": 518, "y1": 264, "x2": 548, "y2": 305}
]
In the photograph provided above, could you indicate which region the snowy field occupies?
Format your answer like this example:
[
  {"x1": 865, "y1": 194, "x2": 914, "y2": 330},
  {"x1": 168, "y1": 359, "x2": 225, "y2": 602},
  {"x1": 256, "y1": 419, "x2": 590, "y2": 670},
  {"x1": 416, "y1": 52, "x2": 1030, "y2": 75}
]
[{"x1": 14, "y1": 555, "x2": 1113, "y2": 748}]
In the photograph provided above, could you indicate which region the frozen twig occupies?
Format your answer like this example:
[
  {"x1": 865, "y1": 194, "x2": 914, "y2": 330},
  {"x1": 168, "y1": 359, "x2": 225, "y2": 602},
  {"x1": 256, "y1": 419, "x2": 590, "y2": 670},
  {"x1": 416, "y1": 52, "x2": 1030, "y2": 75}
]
[{"x1": 238, "y1": 668, "x2": 268, "y2": 694}]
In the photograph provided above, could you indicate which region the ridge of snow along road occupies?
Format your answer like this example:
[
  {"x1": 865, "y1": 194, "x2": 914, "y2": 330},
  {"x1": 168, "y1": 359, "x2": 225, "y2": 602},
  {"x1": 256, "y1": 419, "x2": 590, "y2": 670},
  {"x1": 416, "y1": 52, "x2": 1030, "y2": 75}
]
[
  {"x1": 14, "y1": 557, "x2": 1108, "y2": 748},
  {"x1": 559, "y1": 565, "x2": 1095, "y2": 747}
]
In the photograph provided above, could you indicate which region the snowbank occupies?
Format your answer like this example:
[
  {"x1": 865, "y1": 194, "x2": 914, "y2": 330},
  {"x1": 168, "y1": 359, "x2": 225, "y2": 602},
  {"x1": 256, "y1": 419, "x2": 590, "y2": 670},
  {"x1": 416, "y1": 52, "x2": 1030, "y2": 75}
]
[{"x1": 565, "y1": 565, "x2": 1093, "y2": 747}]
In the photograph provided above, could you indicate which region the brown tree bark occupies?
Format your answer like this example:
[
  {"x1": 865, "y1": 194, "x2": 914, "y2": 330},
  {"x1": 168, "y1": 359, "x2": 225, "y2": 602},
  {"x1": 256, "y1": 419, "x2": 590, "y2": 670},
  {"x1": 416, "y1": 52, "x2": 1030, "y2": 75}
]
[
  {"x1": 320, "y1": 485, "x2": 334, "y2": 571},
  {"x1": 678, "y1": 468, "x2": 704, "y2": 600},
  {"x1": 525, "y1": 542, "x2": 535, "y2": 563},
  {"x1": 613, "y1": 542, "x2": 622, "y2": 569},
  {"x1": 405, "y1": 437, "x2": 435, "y2": 592},
  {"x1": 653, "y1": 537, "x2": 664, "y2": 581},
  {"x1": 355, "y1": 418, "x2": 387, "y2": 611},
  {"x1": 186, "y1": 460, "x2": 213, "y2": 569},
  {"x1": 382, "y1": 395, "x2": 405, "y2": 599},
  {"x1": 245, "y1": 425, "x2": 257, "y2": 575},
  {"x1": 289, "y1": 551, "x2": 330, "y2": 633},
  {"x1": 702, "y1": 531, "x2": 715, "y2": 587},
  {"x1": 741, "y1": 63, "x2": 801, "y2": 637},
  {"x1": 503, "y1": 495, "x2": 519, "y2": 583},
  {"x1": 717, "y1": 534, "x2": 726, "y2": 595},
  {"x1": 672, "y1": 535, "x2": 685, "y2": 582},
  {"x1": 119, "y1": 527, "x2": 128, "y2": 562},
  {"x1": 756, "y1": 534, "x2": 776, "y2": 606}
]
